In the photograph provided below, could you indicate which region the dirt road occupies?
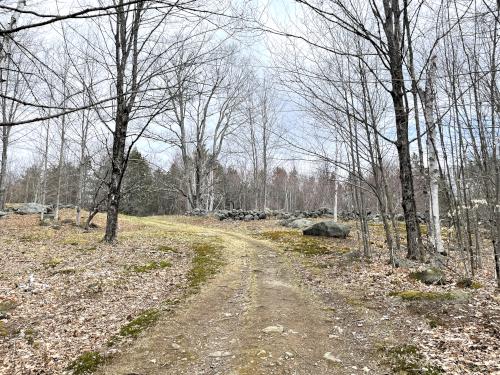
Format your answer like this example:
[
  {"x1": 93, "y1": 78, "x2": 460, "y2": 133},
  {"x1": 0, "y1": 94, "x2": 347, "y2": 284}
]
[{"x1": 98, "y1": 218, "x2": 390, "y2": 374}]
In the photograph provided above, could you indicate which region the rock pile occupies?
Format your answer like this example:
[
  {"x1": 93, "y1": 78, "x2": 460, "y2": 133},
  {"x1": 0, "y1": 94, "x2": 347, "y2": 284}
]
[
  {"x1": 185, "y1": 208, "x2": 209, "y2": 217},
  {"x1": 275, "y1": 207, "x2": 335, "y2": 220},
  {"x1": 214, "y1": 209, "x2": 267, "y2": 221},
  {"x1": 184, "y1": 207, "x2": 427, "y2": 224}
]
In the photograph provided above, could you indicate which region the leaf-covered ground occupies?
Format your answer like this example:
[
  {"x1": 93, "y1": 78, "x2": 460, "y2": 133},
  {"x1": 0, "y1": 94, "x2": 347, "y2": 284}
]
[
  {"x1": 247, "y1": 223, "x2": 500, "y2": 375},
  {"x1": 0, "y1": 211, "x2": 198, "y2": 374}
]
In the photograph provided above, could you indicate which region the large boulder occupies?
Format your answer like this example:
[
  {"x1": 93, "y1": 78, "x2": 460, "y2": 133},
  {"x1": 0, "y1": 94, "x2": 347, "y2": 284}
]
[
  {"x1": 288, "y1": 218, "x2": 313, "y2": 229},
  {"x1": 303, "y1": 221, "x2": 350, "y2": 238},
  {"x1": 16, "y1": 203, "x2": 51, "y2": 215}
]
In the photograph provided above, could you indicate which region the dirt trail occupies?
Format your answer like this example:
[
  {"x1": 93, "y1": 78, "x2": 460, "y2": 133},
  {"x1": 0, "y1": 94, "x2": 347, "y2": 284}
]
[{"x1": 98, "y1": 218, "x2": 389, "y2": 374}]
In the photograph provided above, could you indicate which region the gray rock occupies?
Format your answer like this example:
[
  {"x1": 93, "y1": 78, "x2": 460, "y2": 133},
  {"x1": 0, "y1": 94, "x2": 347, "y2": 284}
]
[
  {"x1": 288, "y1": 218, "x2": 313, "y2": 229},
  {"x1": 262, "y1": 325, "x2": 284, "y2": 333},
  {"x1": 303, "y1": 221, "x2": 350, "y2": 238},
  {"x1": 208, "y1": 351, "x2": 232, "y2": 357},
  {"x1": 16, "y1": 203, "x2": 50, "y2": 215},
  {"x1": 0, "y1": 211, "x2": 7, "y2": 218},
  {"x1": 323, "y1": 352, "x2": 342, "y2": 363}
]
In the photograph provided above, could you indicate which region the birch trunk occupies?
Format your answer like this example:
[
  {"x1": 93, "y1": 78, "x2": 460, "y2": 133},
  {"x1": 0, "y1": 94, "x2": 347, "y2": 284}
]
[
  {"x1": 40, "y1": 124, "x2": 49, "y2": 221},
  {"x1": 421, "y1": 55, "x2": 444, "y2": 256},
  {"x1": 54, "y1": 112, "x2": 66, "y2": 222}
]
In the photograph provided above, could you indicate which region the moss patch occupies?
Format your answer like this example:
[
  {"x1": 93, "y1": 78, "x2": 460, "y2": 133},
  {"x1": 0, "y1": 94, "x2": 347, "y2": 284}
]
[
  {"x1": 380, "y1": 344, "x2": 443, "y2": 374},
  {"x1": 456, "y1": 278, "x2": 482, "y2": 289},
  {"x1": 188, "y1": 242, "x2": 224, "y2": 290},
  {"x1": 259, "y1": 230, "x2": 345, "y2": 256},
  {"x1": 0, "y1": 321, "x2": 8, "y2": 337},
  {"x1": 389, "y1": 290, "x2": 466, "y2": 301},
  {"x1": 67, "y1": 351, "x2": 104, "y2": 374},
  {"x1": 108, "y1": 308, "x2": 160, "y2": 346},
  {"x1": 127, "y1": 260, "x2": 171, "y2": 273}
]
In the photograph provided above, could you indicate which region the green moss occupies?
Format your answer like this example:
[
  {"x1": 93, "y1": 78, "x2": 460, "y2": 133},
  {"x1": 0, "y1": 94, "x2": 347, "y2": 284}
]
[
  {"x1": 379, "y1": 344, "x2": 443, "y2": 374},
  {"x1": 389, "y1": 290, "x2": 465, "y2": 301},
  {"x1": 471, "y1": 281, "x2": 482, "y2": 289},
  {"x1": 120, "y1": 309, "x2": 160, "y2": 337},
  {"x1": 260, "y1": 230, "x2": 299, "y2": 241},
  {"x1": 188, "y1": 242, "x2": 224, "y2": 290},
  {"x1": 108, "y1": 308, "x2": 160, "y2": 346},
  {"x1": 67, "y1": 351, "x2": 104, "y2": 374},
  {"x1": 427, "y1": 318, "x2": 443, "y2": 329},
  {"x1": 456, "y1": 278, "x2": 482, "y2": 289},
  {"x1": 24, "y1": 328, "x2": 36, "y2": 345},
  {"x1": 259, "y1": 230, "x2": 339, "y2": 256},
  {"x1": 0, "y1": 321, "x2": 8, "y2": 337},
  {"x1": 127, "y1": 260, "x2": 171, "y2": 273}
]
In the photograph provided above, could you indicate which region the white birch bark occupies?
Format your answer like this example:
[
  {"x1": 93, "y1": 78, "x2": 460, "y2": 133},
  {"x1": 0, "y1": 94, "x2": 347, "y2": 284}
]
[{"x1": 421, "y1": 55, "x2": 444, "y2": 255}]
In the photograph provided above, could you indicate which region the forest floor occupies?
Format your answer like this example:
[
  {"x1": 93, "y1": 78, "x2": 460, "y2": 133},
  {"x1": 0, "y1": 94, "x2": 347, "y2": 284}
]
[{"x1": 0, "y1": 211, "x2": 499, "y2": 375}]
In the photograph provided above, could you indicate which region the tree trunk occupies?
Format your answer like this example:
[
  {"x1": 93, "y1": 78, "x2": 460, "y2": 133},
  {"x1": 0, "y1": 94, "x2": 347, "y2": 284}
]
[
  {"x1": 104, "y1": 115, "x2": 127, "y2": 242},
  {"x1": 54, "y1": 112, "x2": 66, "y2": 221},
  {"x1": 40, "y1": 124, "x2": 49, "y2": 221},
  {"x1": 421, "y1": 56, "x2": 444, "y2": 257},
  {"x1": 0, "y1": 127, "x2": 9, "y2": 209},
  {"x1": 383, "y1": 0, "x2": 422, "y2": 259}
]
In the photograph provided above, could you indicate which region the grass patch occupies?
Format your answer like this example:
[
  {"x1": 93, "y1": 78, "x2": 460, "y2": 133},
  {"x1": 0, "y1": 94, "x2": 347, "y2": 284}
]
[
  {"x1": 67, "y1": 351, "x2": 104, "y2": 374},
  {"x1": 127, "y1": 260, "x2": 171, "y2": 273},
  {"x1": 108, "y1": 308, "x2": 160, "y2": 346},
  {"x1": 389, "y1": 290, "x2": 466, "y2": 301},
  {"x1": 188, "y1": 242, "x2": 224, "y2": 290},
  {"x1": 379, "y1": 344, "x2": 443, "y2": 374}
]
